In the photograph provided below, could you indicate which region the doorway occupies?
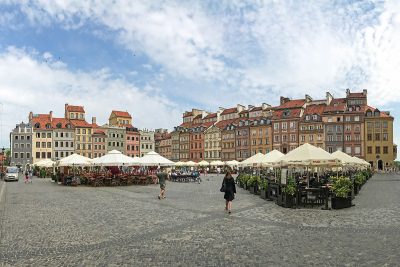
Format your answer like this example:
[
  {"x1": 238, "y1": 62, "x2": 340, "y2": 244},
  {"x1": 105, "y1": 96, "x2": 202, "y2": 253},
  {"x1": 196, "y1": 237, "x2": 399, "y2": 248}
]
[{"x1": 378, "y1": 160, "x2": 383, "y2": 170}]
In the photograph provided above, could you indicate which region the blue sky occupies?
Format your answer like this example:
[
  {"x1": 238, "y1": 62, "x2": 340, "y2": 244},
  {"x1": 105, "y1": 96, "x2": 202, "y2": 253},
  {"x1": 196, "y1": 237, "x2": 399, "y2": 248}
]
[{"x1": 0, "y1": 0, "x2": 399, "y2": 154}]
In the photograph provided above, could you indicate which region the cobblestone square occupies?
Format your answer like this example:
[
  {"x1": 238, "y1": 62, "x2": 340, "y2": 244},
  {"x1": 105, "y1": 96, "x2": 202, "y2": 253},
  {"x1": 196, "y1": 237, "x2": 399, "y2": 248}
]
[{"x1": 1, "y1": 173, "x2": 400, "y2": 266}]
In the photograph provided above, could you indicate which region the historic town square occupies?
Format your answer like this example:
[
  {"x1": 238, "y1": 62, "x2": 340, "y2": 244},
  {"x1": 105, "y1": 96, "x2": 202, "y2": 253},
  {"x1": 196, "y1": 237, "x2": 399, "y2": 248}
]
[{"x1": 1, "y1": 1, "x2": 400, "y2": 266}]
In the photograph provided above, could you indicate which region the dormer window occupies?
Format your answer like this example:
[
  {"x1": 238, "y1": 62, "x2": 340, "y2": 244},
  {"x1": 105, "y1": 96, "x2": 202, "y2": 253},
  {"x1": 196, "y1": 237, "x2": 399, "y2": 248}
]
[
  {"x1": 45, "y1": 123, "x2": 51, "y2": 129},
  {"x1": 56, "y1": 123, "x2": 62, "y2": 129},
  {"x1": 34, "y1": 123, "x2": 40, "y2": 129},
  {"x1": 366, "y1": 110, "x2": 372, "y2": 117},
  {"x1": 374, "y1": 111, "x2": 380, "y2": 117},
  {"x1": 306, "y1": 115, "x2": 310, "y2": 121},
  {"x1": 66, "y1": 124, "x2": 71, "y2": 128},
  {"x1": 71, "y1": 113, "x2": 75, "y2": 119},
  {"x1": 254, "y1": 121, "x2": 258, "y2": 126},
  {"x1": 313, "y1": 115, "x2": 317, "y2": 120},
  {"x1": 348, "y1": 107, "x2": 353, "y2": 112},
  {"x1": 245, "y1": 121, "x2": 249, "y2": 126}
]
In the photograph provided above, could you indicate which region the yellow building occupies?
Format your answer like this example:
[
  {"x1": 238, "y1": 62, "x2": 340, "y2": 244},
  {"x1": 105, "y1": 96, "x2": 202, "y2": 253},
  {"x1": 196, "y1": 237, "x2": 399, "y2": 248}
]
[
  {"x1": 249, "y1": 118, "x2": 272, "y2": 155},
  {"x1": 364, "y1": 106, "x2": 395, "y2": 170},
  {"x1": 65, "y1": 104, "x2": 94, "y2": 158},
  {"x1": 109, "y1": 110, "x2": 132, "y2": 126},
  {"x1": 204, "y1": 124, "x2": 222, "y2": 162},
  {"x1": 30, "y1": 112, "x2": 54, "y2": 163}
]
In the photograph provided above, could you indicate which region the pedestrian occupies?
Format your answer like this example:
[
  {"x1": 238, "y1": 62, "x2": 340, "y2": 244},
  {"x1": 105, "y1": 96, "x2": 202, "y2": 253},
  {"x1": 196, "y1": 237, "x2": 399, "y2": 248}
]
[
  {"x1": 24, "y1": 170, "x2": 29, "y2": 183},
  {"x1": 217, "y1": 167, "x2": 221, "y2": 175},
  {"x1": 221, "y1": 171, "x2": 236, "y2": 214},
  {"x1": 28, "y1": 169, "x2": 33, "y2": 183},
  {"x1": 157, "y1": 168, "x2": 167, "y2": 199}
]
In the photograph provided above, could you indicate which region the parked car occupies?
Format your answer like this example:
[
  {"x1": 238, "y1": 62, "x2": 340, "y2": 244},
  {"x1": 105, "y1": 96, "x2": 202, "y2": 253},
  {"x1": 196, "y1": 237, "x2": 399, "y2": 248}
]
[{"x1": 5, "y1": 166, "x2": 19, "y2": 182}]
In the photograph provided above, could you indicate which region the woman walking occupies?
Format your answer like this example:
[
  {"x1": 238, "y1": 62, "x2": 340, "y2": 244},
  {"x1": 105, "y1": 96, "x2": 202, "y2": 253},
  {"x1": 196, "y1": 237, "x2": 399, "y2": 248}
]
[{"x1": 221, "y1": 171, "x2": 236, "y2": 214}]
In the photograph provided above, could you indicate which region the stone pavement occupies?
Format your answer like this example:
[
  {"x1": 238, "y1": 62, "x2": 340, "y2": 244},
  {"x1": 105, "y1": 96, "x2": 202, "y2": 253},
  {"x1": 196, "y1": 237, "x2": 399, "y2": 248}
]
[{"x1": 1, "y1": 173, "x2": 400, "y2": 266}]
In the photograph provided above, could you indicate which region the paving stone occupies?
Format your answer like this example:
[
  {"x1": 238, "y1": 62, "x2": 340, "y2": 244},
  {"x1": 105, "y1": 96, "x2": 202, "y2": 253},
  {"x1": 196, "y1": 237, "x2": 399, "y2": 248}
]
[{"x1": 0, "y1": 173, "x2": 399, "y2": 266}]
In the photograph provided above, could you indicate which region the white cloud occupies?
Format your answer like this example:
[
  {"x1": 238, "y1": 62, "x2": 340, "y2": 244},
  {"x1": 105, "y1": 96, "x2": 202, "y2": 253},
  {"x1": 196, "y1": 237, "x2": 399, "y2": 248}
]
[{"x1": 0, "y1": 47, "x2": 182, "y2": 144}]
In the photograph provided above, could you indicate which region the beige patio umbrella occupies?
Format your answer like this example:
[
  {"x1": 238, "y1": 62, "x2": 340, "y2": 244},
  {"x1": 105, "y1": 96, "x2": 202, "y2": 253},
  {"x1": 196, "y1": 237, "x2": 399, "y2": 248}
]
[
  {"x1": 279, "y1": 143, "x2": 341, "y2": 167},
  {"x1": 174, "y1": 161, "x2": 185, "y2": 167},
  {"x1": 137, "y1": 151, "x2": 175, "y2": 167},
  {"x1": 198, "y1": 160, "x2": 210, "y2": 167},
  {"x1": 57, "y1": 153, "x2": 92, "y2": 167},
  {"x1": 239, "y1": 153, "x2": 267, "y2": 167},
  {"x1": 331, "y1": 150, "x2": 360, "y2": 167},
  {"x1": 33, "y1": 159, "x2": 55, "y2": 168},
  {"x1": 92, "y1": 150, "x2": 139, "y2": 166},
  {"x1": 210, "y1": 160, "x2": 225, "y2": 166},
  {"x1": 262, "y1": 150, "x2": 284, "y2": 167},
  {"x1": 226, "y1": 160, "x2": 240, "y2": 167},
  {"x1": 184, "y1": 161, "x2": 197, "y2": 167}
]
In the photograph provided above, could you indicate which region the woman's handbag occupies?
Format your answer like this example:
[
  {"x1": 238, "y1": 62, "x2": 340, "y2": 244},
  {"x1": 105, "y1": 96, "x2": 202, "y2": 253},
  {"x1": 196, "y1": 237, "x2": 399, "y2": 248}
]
[{"x1": 220, "y1": 181, "x2": 226, "y2": 192}]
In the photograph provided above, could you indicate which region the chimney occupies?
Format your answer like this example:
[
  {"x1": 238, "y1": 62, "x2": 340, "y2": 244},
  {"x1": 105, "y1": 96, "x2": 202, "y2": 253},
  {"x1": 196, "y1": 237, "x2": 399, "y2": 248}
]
[
  {"x1": 28, "y1": 111, "x2": 33, "y2": 121},
  {"x1": 326, "y1": 92, "x2": 333, "y2": 105},
  {"x1": 305, "y1": 94, "x2": 313, "y2": 103},
  {"x1": 92, "y1": 117, "x2": 96, "y2": 124},
  {"x1": 49, "y1": 111, "x2": 53, "y2": 122},
  {"x1": 262, "y1": 103, "x2": 271, "y2": 110},
  {"x1": 65, "y1": 103, "x2": 69, "y2": 119},
  {"x1": 280, "y1": 96, "x2": 290, "y2": 105},
  {"x1": 346, "y1": 88, "x2": 350, "y2": 97},
  {"x1": 248, "y1": 105, "x2": 254, "y2": 110},
  {"x1": 363, "y1": 89, "x2": 367, "y2": 95},
  {"x1": 237, "y1": 104, "x2": 245, "y2": 113}
]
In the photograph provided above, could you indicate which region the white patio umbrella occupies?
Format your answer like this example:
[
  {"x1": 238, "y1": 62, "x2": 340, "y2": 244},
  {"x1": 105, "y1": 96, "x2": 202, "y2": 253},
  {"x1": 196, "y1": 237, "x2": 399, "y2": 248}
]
[
  {"x1": 138, "y1": 151, "x2": 175, "y2": 167},
  {"x1": 210, "y1": 160, "x2": 225, "y2": 166},
  {"x1": 33, "y1": 159, "x2": 55, "y2": 168},
  {"x1": 262, "y1": 150, "x2": 284, "y2": 167},
  {"x1": 198, "y1": 160, "x2": 210, "y2": 167},
  {"x1": 92, "y1": 150, "x2": 139, "y2": 166},
  {"x1": 174, "y1": 161, "x2": 185, "y2": 167},
  {"x1": 332, "y1": 150, "x2": 360, "y2": 167},
  {"x1": 352, "y1": 156, "x2": 370, "y2": 168},
  {"x1": 239, "y1": 153, "x2": 268, "y2": 167},
  {"x1": 279, "y1": 143, "x2": 341, "y2": 166},
  {"x1": 57, "y1": 153, "x2": 92, "y2": 167},
  {"x1": 226, "y1": 160, "x2": 239, "y2": 167},
  {"x1": 183, "y1": 161, "x2": 197, "y2": 167}
]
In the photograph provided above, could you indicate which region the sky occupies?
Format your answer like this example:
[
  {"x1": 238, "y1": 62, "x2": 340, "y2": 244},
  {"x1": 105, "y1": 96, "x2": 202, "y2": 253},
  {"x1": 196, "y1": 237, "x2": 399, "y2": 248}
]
[{"x1": 0, "y1": 0, "x2": 399, "y2": 152}]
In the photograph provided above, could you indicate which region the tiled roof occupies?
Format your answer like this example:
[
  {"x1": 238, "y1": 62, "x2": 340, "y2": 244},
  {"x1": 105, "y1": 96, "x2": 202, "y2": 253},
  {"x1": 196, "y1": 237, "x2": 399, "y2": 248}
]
[
  {"x1": 272, "y1": 108, "x2": 302, "y2": 120},
  {"x1": 70, "y1": 119, "x2": 92, "y2": 128},
  {"x1": 364, "y1": 105, "x2": 392, "y2": 118},
  {"x1": 303, "y1": 104, "x2": 326, "y2": 116},
  {"x1": 91, "y1": 123, "x2": 99, "y2": 128},
  {"x1": 348, "y1": 92, "x2": 365, "y2": 98},
  {"x1": 112, "y1": 110, "x2": 132, "y2": 118},
  {"x1": 324, "y1": 98, "x2": 346, "y2": 113},
  {"x1": 51, "y1": 118, "x2": 72, "y2": 129},
  {"x1": 193, "y1": 114, "x2": 202, "y2": 120},
  {"x1": 220, "y1": 107, "x2": 237, "y2": 115},
  {"x1": 204, "y1": 113, "x2": 217, "y2": 119},
  {"x1": 239, "y1": 110, "x2": 249, "y2": 114},
  {"x1": 179, "y1": 122, "x2": 192, "y2": 128},
  {"x1": 66, "y1": 105, "x2": 85, "y2": 113},
  {"x1": 275, "y1": 99, "x2": 305, "y2": 109},
  {"x1": 31, "y1": 114, "x2": 52, "y2": 130},
  {"x1": 93, "y1": 130, "x2": 106, "y2": 135},
  {"x1": 215, "y1": 118, "x2": 238, "y2": 129},
  {"x1": 183, "y1": 112, "x2": 193, "y2": 118},
  {"x1": 250, "y1": 106, "x2": 262, "y2": 112}
]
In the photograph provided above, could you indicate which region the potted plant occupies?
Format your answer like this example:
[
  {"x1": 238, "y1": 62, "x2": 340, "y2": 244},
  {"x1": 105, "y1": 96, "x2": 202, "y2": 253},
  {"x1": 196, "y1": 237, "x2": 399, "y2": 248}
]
[
  {"x1": 236, "y1": 173, "x2": 244, "y2": 188},
  {"x1": 247, "y1": 175, "x2": 259, "y2": 194},
  {"x1": 242, "y1": 174, "x2": 250, "y2": 190},
  {"x1": 281, "y1": 176, "x2": 296, "y2": 208},
  {"x1": 354, "y1": 172, "x2": 365, "y2": 193},
  {"x1": 260, "y1": 178, "x2": 268, "y2": 199},
  {"x1": 331, "y1": 176, "x2": 353, "y2": 209}
]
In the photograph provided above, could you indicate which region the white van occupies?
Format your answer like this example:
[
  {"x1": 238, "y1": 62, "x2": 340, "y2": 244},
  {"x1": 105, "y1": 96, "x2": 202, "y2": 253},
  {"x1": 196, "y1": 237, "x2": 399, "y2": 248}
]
[{"x1": 5, "y1": 167, "x2": 19, "y2": 181}]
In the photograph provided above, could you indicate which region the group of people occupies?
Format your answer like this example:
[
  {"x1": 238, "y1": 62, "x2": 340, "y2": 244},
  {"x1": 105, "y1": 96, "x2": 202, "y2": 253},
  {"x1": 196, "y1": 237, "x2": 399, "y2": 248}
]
[{"x1": 156, "y1": 168, "x2": 237, "y2": 214}]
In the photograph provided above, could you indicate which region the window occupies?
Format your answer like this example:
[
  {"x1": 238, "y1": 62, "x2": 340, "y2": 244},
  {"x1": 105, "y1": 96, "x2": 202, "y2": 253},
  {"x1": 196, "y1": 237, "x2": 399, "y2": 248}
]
[
  {"x1": 355, "y1": 146, "x2": 360, "y2": 154},
  {"x1": 383, "y1": 146, "x2": 388, "y2": 154},
  {"x1": 382, "y1": 121, "x2": 388, "y2": 128},
  {"x1": 36, "y1": 152, "x2": 40, "y2": 158},
  {"x1": 328, "y1": 135, "x2": 334, "y2": 142},
  {"x1": 367, "y1": 122, "x2": 373, "y2": 129},
  {"x1": 367, "y1": 133, "x2": 372, "y2": 141},
  {"x1": 20, "y1": 152, "x2": 24, "y2": 158},
  {"x1": 345, "y1": 125, "x2": 351, "y2": 132},
  {"x1": 36, "y1": 142, "x2": 40, "y2": 148},
  {"x1": 47, "y1": 133, "x2": 51, "y2": 138},
  {"x1": 328, "y1": 147, "x2": 333, "y2": 153},
  {"x1": 14, "y1": 143, "x2": 19, "y2": 148},
  {"x1": 336, "y1": 135, "x2": 342, "y2": 142},
  {"x1": 367, "y1": 146, "x2": 372, "y2": 154},
  {"x1": 375, "y1": 133, "x2": 380, "y2": 141},
  {"x1": 345, "y1": 116, "x2": 351, "y2": 122},
  {"x1": 290, "y1": 134, "x2": 296, "y2": 142},
  {"x1": 47, "y1": 142, "x2": 51, "y2": 148},
  {"x1": 354, "y1": 116, "x2": 360, "y2": 121},
  {"x1": 42, "y1": 142, "x2": 46, "y2": 148},
  {"x1": 41, "y1": 133, "x2": 46, "y2": 138},
  {"x1": 274, "y1": 135, "x2": 280, "y2": 143},
  {"x1": 383, "y1": 133, "x2": 388, "y2": 141},
  {"x1": 355, "y1": 135, "x2": 360, "y2": 141},
  {"x1": 27, "y1": 153, "x2": 30, "y2": 159},
  {"x1": 327, "y1": 117, "x2": 332, "y2": 122},
  {"x1": 14, "y1": 152, "x2": 18, "y2": 159},
  {"x1": 375, "y1": 146, "x2": 380, "y2": 154},
  {"x1": 309, "y1": 135, "x2": 314, "y2": 142},
  {"x1": 274, "y1": 123, "x2": 279, "y2": 131},
  {"x1": 375, "y1": 122, "x2": 380, "y2": 128},
  {"x1": 345, "y1": 135, "x2": 351, "y2": 141},
  {"x1": 42, "y1": 152, "x2": 46, "y2": 159},
  {"x1": 345, "y1": 147, "x2": 351, "y2": 154}
]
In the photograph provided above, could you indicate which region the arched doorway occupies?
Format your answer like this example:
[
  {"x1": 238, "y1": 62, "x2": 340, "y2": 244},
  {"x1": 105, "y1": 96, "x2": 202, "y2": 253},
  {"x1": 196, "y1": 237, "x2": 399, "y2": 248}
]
[{"x1": 378, "y1": 160, "x2": 383, "y2": 170}]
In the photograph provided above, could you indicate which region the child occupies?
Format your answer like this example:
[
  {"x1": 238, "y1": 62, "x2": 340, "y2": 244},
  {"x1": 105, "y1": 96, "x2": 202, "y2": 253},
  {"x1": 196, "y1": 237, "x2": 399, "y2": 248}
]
[{"x1": 24, "y1": 170, "x2": 29, "y2": 183}]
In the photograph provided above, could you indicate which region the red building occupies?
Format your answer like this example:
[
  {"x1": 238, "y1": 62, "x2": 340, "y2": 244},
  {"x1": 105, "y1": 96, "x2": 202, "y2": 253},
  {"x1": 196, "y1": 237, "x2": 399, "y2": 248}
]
[{"x1": 126, "y1": 126, "x2": 140, "y2": 157}]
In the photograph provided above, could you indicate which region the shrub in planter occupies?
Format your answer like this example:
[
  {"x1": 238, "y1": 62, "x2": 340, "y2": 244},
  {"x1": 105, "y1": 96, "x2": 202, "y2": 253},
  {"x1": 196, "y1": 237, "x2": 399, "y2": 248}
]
[
  {"x1": 260, "y1": 179, "x2": 268, "y2": 199},
  {"x1": 355, "y1": 172, "x2": 366, "y2": 186},
  {"x1": 241, "y1": 174, "x2": 251, "y2": 190},
  {"x1": 281, "y1": 176, "x2": 296, "y2": 208},
  {"x1": 247, "y1": 175, "x2": 260, "y2": 194},
  {"x1": 331, "y1": 176, "x2": 353, "y2": 209}
]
